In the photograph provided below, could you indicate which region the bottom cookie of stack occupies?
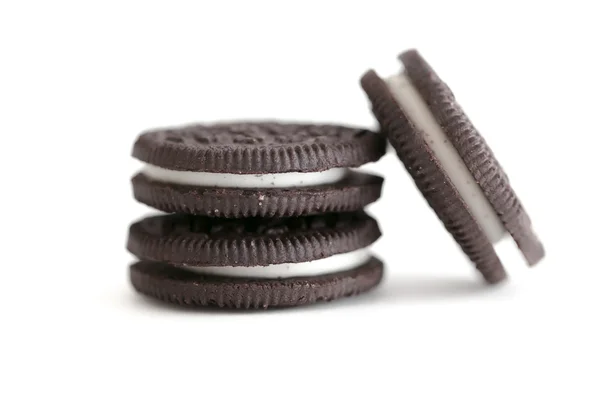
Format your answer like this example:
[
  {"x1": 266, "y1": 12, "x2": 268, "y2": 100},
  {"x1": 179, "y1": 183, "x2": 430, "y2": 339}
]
[
  {"x1": 130, "y1": 258, "x2": 383, "y2": 309},
  {"x1": 127, "y1": 212, "x2": 384, "y2": 309}
]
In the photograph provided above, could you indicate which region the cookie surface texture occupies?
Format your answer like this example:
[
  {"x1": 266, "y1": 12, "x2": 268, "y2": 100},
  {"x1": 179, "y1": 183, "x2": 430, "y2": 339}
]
[
  {"x1": 130, "y1": 258, "x2": 384, "y2": 309},
  {"x1": 132, "y1": 122, "x2": 386, "y2": 216},
  {"x1": 132, "y1": 122, "x2": 386, "y2": 173},
  {"x1": 127, "y1": 212, "x2": 381, "y2": 266}
]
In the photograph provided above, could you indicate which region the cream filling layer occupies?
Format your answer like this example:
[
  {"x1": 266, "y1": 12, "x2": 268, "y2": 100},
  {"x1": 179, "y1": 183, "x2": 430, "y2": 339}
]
[
  {"x1": 385, "y1": 72, "x2": 505, "y2": 244},
  {"x1": 179, "y1": 248, "x2": 372, "y2": 279},
  {"x1": 141, "y1": 164, "x2": 348, "y2": 188}
]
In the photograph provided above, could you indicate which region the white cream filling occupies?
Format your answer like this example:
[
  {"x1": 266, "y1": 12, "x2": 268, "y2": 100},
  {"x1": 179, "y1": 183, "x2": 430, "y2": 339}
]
[
  {"x1": 386, "y1": 72, "x2": 505, "y2": 244},
  {"x1": 179, "y1": 248, "x2": 372, "y2": 279},
  {"x1": 141, "y1": 164, "x2": 348, "y2": 188}
]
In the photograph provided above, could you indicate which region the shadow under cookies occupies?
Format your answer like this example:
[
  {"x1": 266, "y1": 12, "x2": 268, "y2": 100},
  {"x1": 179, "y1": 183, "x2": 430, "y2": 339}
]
[{"x1": 367, "y1": 272, "x2": 513, "y2": 305}]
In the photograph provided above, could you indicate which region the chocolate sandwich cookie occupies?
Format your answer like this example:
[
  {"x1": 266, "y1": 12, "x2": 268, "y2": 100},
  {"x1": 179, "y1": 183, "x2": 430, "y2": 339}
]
[
  {"x1": 132, "y1": 122, "x2": 386, "y2": 217},
  {"x1": 361, "y1": 50, "x2": 544, "y2": 283},
  {"x1": 128, "y1": 212, "x2": 383, "y2": 308}
]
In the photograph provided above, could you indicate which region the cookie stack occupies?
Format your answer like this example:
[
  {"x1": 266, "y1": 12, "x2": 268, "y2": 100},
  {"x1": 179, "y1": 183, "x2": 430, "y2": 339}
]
[
  {"x1": 128, "y1": 123, "x2": 387, "y2": 308},
  {"x1": 128, "y1": 49, "x2": 547, "y2": 309}
]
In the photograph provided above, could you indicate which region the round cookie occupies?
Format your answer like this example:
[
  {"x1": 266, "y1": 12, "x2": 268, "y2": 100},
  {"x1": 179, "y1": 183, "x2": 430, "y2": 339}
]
[
  {"x1": 127, "y1": 212, "x2": 381, "y2": 266},
  {"x1": 131, "y1": 122, "x2": 386, "y2": 217},
  {"x1": 361, "y1": 49, "x2": 544, "y2": 283},
  {"x1": 130, "y1": 258, "x2": 384, "y2": 309},
  {"x1": 127, "y1": 212, "x2": 383, "y2": 308}
]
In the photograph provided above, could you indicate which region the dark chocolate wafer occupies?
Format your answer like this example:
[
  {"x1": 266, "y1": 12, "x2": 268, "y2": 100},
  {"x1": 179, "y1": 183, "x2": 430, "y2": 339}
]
[
  {"x1": 130, "y1": 257, "x2": 383, "y2": 309},
  {"x1": 127, "y1": 212, "x2": 381, "y2": 266},
  {"x1": 133, "y1": 122, "x2": 386, "y2": 173},
  {"x1": 132, "y1": 170, "x2": 383, "y2": 217}
]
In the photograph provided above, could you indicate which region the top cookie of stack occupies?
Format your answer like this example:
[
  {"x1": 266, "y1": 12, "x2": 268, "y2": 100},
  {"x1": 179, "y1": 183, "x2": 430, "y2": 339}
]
[{"x1": 131, "y1": 122, "x2": 386, "y2": 217}]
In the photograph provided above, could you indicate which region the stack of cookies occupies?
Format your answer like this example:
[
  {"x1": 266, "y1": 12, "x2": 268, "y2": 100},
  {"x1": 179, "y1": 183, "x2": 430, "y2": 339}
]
[
  {"x1": 128, "y1": 49, "x2": 546, "y2": 309},
  {"x1": 128, "y1": 123, "x2": 387, "y2": 308}
]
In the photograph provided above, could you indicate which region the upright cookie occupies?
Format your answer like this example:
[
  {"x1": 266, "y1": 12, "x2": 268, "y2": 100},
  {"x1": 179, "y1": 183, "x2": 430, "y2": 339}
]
[
  {"x1": 361, "y1": 49, "x2": 544, "y2": 283},
  {"x1": 128, "y1": 212, "x2": 384, "y2": 308},
  {"x1": 132, "y1": 122, "x2": 386, "y2": 217}
]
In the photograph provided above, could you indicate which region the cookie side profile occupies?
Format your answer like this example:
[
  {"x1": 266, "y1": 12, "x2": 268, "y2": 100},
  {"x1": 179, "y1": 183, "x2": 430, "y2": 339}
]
[
  {"x1": 399, "y1": 50, "x2": 544, "y2": 265},
  {"x1": 131, "y1": 122, "x2": 386, "y2": 216},
  {"x1": 130, "y1": 258, "x2": 384, "y2": 309},
  {"x1": 131, "y1": 171, "x2": 383, "y2": 217},
  {"x1": 361, "y1": 71, "x2": 506, "y2": 283},
  {"x1": 132, "y1": 122, "x2": 386, "y2": 173},
  {"x1": 361, "y1": 49, "x2": 544, "y2": 283},
  {"x1": 127, "y1": 212, "x2": 381, "y2": 267},
  {"x1": 128, "y1": 212, "x2": 384, "y2": 309}
]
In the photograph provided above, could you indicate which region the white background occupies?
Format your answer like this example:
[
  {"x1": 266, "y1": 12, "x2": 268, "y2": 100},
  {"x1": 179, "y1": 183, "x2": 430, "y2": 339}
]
[{"x1": 1, "y1": 1, "x2": 598, "y2": 399}]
